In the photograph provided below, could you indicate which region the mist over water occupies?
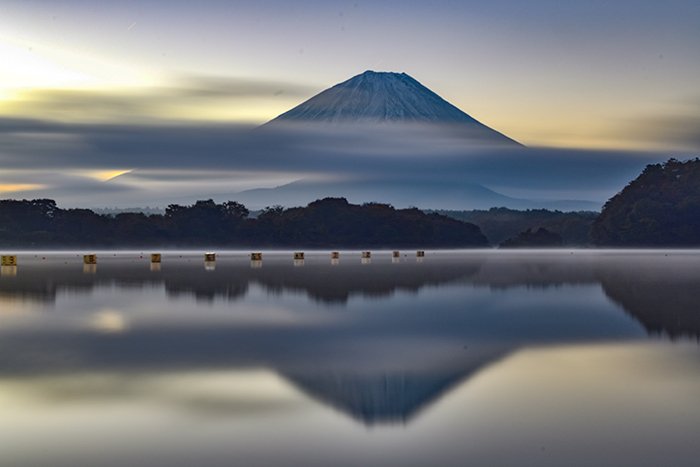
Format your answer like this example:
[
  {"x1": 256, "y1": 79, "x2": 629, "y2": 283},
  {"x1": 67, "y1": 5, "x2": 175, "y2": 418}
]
[{"x1": 1, "y1": 250, "x2": 699, "y2": 466}]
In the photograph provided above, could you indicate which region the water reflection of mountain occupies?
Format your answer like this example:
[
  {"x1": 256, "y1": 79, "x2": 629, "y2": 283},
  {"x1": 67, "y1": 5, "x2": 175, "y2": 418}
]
[
  {"x1": 283, "y1": 347, "x2": 510, "y2": 426},
  {"x1": 1, "y1": 253, "x2": 699, "y2": 425},
  {"x1": 285, "y1": 371, "x2": 467, "y2": 425}
]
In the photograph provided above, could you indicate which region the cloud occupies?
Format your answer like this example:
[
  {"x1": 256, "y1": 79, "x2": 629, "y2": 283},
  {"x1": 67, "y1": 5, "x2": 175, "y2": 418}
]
[
  {"x1": 0, "y1": 117, "x2": 674, "y2": 209},
  {"x1": 616, "y1": 97, "x2": 700, "y2": 152},
  {"x1": 0, "y1": 74, "x2": 319, "y2": 123}
]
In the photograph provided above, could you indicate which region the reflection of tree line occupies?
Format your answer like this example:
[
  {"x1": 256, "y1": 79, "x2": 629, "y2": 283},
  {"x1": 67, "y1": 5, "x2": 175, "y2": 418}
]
[{"x1": 1, "y1": 255, "x2": 699, "y2": 338}]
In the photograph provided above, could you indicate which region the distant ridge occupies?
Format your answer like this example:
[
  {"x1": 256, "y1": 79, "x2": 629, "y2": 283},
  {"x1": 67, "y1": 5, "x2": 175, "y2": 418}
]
[{"x1": 265, "y1": 70, "x2": 521, "y2": 146}]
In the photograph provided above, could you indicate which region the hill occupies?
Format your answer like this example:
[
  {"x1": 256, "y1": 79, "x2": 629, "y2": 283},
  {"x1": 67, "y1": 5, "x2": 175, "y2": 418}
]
[{"x1": 591, "y1": 158, "x2": 700, "y2": 246}]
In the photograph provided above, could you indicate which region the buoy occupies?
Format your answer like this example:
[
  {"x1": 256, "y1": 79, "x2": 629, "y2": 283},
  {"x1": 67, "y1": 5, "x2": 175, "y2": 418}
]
[
  {"x1": 251, "y1": 252, "x2": 262, "y2": 261},
  {"x1": 1, "y1": 255, "x2": 17, "y2": 266},
  {"x1": 83, "y1": 254, "x2": 97, "y2": 265},
  {"x1": 331, "y1": 251, "x2": 340, "y2": 259},
  {"x1": 294, "y1": 252, "x2": 305, "y2": 260},
  {"x1": 361, "y1": 251, "x2": 371, "y2": 259},
  {"x1": 392, "y1": 251, "x2": 400, "y2": 258},
  {"x1": 204, "y1": 252, "x2": 216, "y2": 262},
  {"x1": 416, "y1": 250, "x2": 425, "y2": 258},
  {"x1": 150, "y1": 253, "x2": 162, "y2": 263}
]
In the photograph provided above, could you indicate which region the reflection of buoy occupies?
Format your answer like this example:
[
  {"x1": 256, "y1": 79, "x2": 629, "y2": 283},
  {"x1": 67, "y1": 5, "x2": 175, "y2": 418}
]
[
  {"x1": 150, "y1": 263, "x2": 162, "y2": 272},
  {"x1": 83, "y1": 254, "x2": 97, "y2": 265},
  {"x1": 83, "y1": 263, "x2": 97, "y2": 274},
  {"x1": 204, "y1": 261, "x2": 216, "y2": 271},
  {"x1": 330, "y1": 258, "x2": 340, "y2": 266},
  {"x1": 361, "y1": 251, "x2": 371, "y2": 259},
  {"x1": 1, "y1": 265, "x2": 17, "y2": 277},
  {"x1": 416, "y1": 250, "x2": 425, "y2": 258},
  {"x1": 204, "y1": 252, "x2": 216, "y2": 262},
  {"x1": 250, "y1": 260, "x2": 263, "y2": 269},
  {"x1": 293, "y1": 259, "x2": 305, "y2": 267},
  {"x1": 251, "y1": 252, "x2": 262, "y2": 261},
  {"x1": 294, "y1": 252, "x2": 304, "y2": 260},
  {"x1": 1, "y1": 255, "x2": 17, "y2": 266},
  {"x1": 150, "y1": 253, "x2": 162, "y2": 263},
  {"x1": 331, "y1": 251, "x2": 340, "y2": 259}
]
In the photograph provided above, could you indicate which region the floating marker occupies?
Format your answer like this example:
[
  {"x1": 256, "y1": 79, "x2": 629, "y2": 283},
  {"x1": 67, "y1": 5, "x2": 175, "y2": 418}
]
[
  {"x1": 204, "y1": 252, "x2": 216, "y2": 262},
  {"x1": 1, "y1": 255, "x2": 17, "y2": 266},
  {"x1": 150, "y1": 253, "x2": 162, "y2": 263},
  {"x1": 251, "y1": 252, "x2": 262, "y2": 261},
  {"x1": 416, "y1": 250, "x2": 425, "y2": 258},
  {"x1": 331, "y1": 251, "x2": 340, "y2": 259},
  {"x1": 294, "y1": 252, "x2": 305, "y2": 260},
  {"x1": 361, "y1": 251, "x2": 371, "y2": 259},
  {"x1": 83, "y1": 254, "x2": 97, "y2": 265},
  {"x1": 392, "y1": 251, "x2": 400, "y2": 258}
]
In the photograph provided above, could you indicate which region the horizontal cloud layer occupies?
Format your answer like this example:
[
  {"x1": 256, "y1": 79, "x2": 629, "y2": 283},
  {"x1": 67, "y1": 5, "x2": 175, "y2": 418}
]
[{"x1": 0, "y1": 118, "x2": 683, "y2": 209}]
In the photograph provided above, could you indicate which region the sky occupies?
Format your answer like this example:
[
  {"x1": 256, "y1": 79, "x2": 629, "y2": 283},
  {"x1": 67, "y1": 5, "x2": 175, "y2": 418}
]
[{"x1": 0, "y1": 0, "x2": 699, "y2": 207}]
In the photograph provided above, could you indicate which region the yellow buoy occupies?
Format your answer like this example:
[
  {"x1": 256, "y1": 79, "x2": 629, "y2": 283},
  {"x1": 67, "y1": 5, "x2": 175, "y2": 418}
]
[
  {"x1": 1, "y1": 255, "x2": 17, "y2": 266},
  {"x1": 416, "y1": 250, "x2": 425, "y2": 258},
  {"x1": 204, "y1": 252, "x2": 216, "y2": 262},
  {"x1": 361, "y1": 251, "x2": 371, "y2": 259},
  {"x1": 83, "y1": 254, "x2": 97, "y2": 265},
  {"x1": 150, "y1": 253, "x2": 162, "y2": 263},
  {"x1": 294, "y1": 252, "x2": 305, "y2": 260},
  {"x1": 331, "y1": 251, "x2": 340, "y2": 259},
  {"x1": 251, "y1": 252, "x2": 262, "y2": 261},
  {"x1": 392, "y1": 251, "x2": 400, "y2": 258}
]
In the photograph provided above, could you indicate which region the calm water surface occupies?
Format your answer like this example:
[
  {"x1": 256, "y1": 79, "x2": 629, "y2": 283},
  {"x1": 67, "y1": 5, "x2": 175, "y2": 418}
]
[{"x1": 1, "y1": 250, "x2": 699, "y2": 466}]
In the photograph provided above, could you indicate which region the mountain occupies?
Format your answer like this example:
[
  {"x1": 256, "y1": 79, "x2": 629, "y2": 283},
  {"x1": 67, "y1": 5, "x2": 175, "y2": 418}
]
[
  {"x1": 264, "y1": 70, "x2": 521, "y2": 146},
  {"x1": 230, "y1": 179, "x2": 600, "y2": 212}
]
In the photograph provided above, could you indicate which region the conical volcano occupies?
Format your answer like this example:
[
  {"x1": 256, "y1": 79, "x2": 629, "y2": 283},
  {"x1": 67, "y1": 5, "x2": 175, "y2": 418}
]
[{"x1": 265, "y1": 70, "x2": 521, "y2": 146}]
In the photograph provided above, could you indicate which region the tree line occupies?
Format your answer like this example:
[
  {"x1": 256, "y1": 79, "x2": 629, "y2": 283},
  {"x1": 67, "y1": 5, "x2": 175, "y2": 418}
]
[{"x1": 0, "y1": 197, "x2": 488, "y2": 247}]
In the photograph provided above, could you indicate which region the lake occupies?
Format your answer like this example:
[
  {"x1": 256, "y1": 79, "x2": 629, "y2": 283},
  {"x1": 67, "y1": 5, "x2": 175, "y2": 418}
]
[{"x1": 1, "y1": 250, "x2": 699, "y2": 466}]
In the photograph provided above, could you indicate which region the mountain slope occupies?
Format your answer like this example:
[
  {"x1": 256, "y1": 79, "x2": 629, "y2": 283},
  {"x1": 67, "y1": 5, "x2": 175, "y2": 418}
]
[{"x1": 265, "y1": 70, "x2": 521, "y2": 146}]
